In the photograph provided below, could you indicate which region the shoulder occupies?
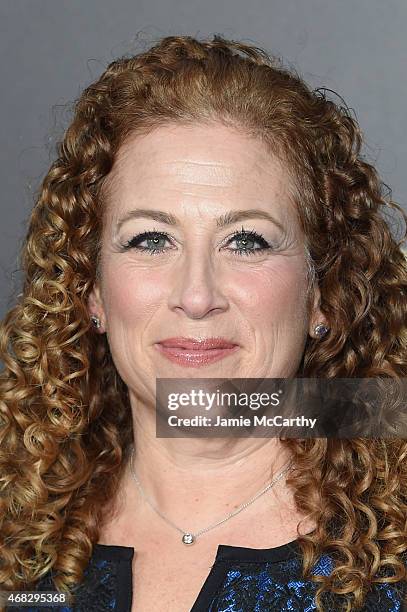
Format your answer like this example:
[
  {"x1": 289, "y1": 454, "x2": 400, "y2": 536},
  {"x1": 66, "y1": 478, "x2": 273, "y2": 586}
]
[
  {"x1": 10, "y1": 547, "x2": 133, "y2": 612},
  {"x1": 212, "y1": 547, "x2": 406, "y2": 611}
]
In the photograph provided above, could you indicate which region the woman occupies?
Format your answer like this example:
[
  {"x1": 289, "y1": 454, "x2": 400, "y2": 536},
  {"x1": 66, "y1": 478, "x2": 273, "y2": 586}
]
[{"x1": 0, "y1": 34, "x2": 406, "y2": 612}]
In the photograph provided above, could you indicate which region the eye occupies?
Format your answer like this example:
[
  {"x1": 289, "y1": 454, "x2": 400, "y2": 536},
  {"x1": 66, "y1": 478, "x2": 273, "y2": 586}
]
[
  {"x1": 120, "y1": 226, "x2": 274, "y2": 257},
  {"x1": 121, "y1": 230, "x2": 174, "y2": 255},
  {"x1": 223, "y1": 227, "x2": 273, "y2": 257}
]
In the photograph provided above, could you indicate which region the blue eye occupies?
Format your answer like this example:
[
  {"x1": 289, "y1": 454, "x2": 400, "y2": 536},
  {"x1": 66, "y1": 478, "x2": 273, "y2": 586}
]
[
  {"x1": 225, "y1": 228, "x2": 272, "y2": 256},
  {"x1": 122, "y1": 231, "x2": 172, "y2": 255},
  {"x1": 121, "y1": 227, "x2": 272, "y2": 257}
]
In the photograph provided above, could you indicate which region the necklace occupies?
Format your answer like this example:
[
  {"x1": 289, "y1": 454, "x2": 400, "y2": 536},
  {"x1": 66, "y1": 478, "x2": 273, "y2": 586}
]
[{"x1": 129, "y1": 445, "x2": 294, "y2": 545}]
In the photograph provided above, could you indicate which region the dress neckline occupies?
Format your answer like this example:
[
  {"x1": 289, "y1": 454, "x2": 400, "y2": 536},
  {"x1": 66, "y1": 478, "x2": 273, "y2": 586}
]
[
  {"x1": 90, "y1": 536, "x2": 317, "y2": 612},
  {"x1": 92, "y1": 536, "x2": 303, "y2": 564}
]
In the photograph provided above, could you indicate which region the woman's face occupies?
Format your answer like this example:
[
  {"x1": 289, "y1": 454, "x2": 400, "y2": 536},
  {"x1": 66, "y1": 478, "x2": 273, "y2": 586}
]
[{"x1": 89, "y1": 122, "x2": 326, "y2": 400}]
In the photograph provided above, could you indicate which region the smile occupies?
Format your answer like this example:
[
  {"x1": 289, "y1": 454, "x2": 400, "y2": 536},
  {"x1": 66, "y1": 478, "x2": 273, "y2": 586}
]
[{"x1": 154, "y1": 337, "x2": 240, "y2": 367}]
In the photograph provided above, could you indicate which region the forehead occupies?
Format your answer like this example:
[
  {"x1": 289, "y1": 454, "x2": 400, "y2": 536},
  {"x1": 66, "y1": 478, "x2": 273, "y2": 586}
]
[{"x1": 102, "y1": 122, "x2": 297, "y2": 221}]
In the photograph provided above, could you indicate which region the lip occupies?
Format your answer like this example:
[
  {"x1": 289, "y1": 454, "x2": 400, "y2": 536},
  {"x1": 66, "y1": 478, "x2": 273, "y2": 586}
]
[
  {"x1": 155, "y1": 337, "x2": 240, "y2": 367},
  {"x1": 157, "y1": 337, "x2": 238, "y2": 349}
]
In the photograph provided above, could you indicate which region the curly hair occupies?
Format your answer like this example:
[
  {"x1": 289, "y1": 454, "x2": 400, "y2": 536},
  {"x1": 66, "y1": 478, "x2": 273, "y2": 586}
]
[{"x1": 0, "y1": 34, "x2": 406, "y2": 611}]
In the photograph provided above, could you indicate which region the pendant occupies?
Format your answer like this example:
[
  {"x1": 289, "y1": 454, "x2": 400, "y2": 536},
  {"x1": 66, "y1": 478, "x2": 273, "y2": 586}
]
[{"x1": 182, "y1": 533, "x2": 195, "y2": 545}]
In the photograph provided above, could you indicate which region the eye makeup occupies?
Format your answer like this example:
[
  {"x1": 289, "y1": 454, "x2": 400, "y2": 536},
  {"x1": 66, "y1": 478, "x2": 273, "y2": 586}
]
[{"x1": 119, "y1": 225, "x2": 276, "y2": 257}]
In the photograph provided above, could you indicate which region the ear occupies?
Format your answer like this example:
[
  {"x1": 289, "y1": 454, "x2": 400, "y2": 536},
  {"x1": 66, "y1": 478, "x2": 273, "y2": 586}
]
[
  {"x1": 87, "y1": 282, "x2": 106, "y2": 333},
  {"x1": 308, "y1": 284, "x2": 329, "y2": 339}
]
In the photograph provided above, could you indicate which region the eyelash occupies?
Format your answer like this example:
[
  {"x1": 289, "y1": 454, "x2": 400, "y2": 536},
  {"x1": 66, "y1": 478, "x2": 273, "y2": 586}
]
[{"x1": 121, "y1": 226, "x2": 273, "y2": 257}]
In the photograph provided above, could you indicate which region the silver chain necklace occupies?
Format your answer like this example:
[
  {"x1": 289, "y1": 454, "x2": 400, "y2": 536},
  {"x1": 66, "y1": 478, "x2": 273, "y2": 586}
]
[{"x1": 129, "y1": 445, "x2": 294, "y2": 545}]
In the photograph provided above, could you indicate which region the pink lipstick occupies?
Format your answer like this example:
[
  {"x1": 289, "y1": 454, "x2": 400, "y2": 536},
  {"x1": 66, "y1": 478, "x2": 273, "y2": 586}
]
[{"x1": 155, "y1": 337, "x2": 239, "y2": 367}]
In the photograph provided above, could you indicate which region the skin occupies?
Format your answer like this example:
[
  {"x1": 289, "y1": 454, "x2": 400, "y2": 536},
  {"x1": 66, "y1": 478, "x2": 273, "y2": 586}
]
[{"x1": 88, "y1": 122, "x2": 328, "y2": 546}]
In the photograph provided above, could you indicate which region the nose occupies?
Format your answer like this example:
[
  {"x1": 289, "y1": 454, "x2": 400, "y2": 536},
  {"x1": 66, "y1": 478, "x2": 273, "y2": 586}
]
[{"x1": 167, "y1": 251, "x2": 229, "y2": 319}]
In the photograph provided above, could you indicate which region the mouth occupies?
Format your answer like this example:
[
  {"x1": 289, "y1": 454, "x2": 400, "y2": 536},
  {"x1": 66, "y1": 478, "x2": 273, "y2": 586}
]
[{"x1": 154, "y1": 337, "x2": 240, "y2": 367}]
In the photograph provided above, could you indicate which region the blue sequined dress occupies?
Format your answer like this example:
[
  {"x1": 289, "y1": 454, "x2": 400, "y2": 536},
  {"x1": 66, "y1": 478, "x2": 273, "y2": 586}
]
[{"x1": 7, "y1": 539, "x2": 407, "y2": 611}]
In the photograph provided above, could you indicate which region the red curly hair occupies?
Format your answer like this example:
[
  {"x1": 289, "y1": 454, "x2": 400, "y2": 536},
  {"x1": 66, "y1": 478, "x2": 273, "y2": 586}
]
[{"x1": 0, "y1": 34, "x2": 406, "y2": 611}]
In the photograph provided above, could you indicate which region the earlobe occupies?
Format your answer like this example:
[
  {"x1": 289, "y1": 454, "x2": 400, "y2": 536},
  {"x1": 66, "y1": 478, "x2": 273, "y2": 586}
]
[
  {"x1": 87, "y1": 284, "x2": 105, "y2": 333},
  {"x1": 309, "y1": 286, "x2": 329, "y2": 339}
]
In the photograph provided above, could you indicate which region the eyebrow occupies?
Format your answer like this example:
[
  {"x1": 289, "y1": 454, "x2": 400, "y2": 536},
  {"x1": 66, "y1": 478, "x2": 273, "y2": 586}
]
[{"x1": 115, "y1": 208, "x2": 286, "y2": 233}]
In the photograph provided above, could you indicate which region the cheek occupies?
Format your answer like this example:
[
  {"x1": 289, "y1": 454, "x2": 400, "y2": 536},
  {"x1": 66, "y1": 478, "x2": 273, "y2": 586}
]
[
  {"x1": 102, "y1": 266, "x2": 165, "y2": 321},
  {"x1": 228, "y1": 258, "x2": 309, "y2": 323}
]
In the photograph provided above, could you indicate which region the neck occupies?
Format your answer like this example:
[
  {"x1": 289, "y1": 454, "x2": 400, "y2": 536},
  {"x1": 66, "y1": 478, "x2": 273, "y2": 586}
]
[
  {"x1": 118, "y1": 393, "x2": 297, "y2": 528},
  {"x1": 97, "y1": 393, "x2": 317, "y2": 550}
]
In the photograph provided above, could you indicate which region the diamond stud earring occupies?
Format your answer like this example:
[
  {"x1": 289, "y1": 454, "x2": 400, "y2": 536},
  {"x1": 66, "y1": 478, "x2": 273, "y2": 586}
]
[
  {"x1": 314, "y1": 323, "x2": 329, "y2": 338},
  {"x1": 90, "y1": 315, "x2": 101, "y2": 329}
]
